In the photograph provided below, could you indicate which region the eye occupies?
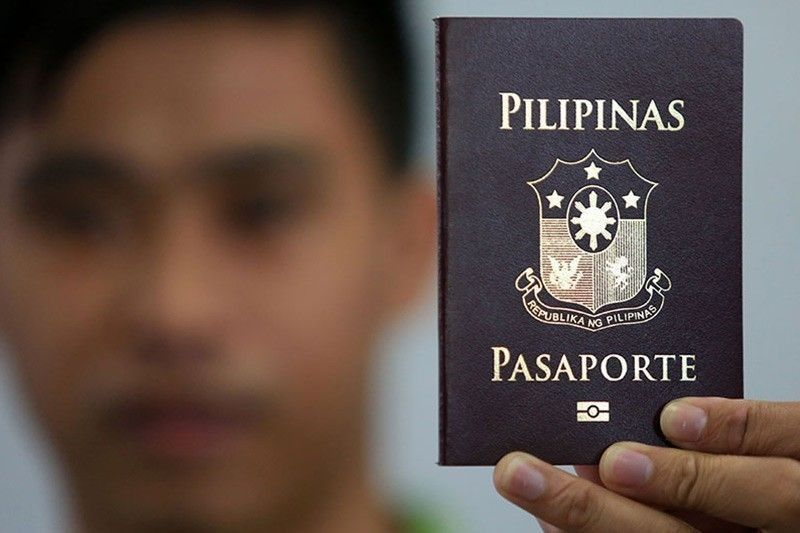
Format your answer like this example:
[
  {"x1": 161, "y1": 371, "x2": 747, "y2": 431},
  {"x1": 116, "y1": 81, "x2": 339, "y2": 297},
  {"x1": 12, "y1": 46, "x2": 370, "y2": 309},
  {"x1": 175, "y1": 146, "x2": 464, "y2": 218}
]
[
  {"x1": 52, "y1": 201, "x2": 108, "y2": 234},
  {"x1": 23, "y1": 191, "x2": 122, "y2": 242}
]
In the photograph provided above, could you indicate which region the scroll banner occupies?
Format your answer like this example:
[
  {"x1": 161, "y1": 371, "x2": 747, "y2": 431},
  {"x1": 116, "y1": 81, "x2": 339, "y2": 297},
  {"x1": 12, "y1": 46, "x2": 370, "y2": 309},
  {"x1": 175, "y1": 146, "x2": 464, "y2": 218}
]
[{"x1": 515, "y1": 267, "x2": 672, "y2": 331}]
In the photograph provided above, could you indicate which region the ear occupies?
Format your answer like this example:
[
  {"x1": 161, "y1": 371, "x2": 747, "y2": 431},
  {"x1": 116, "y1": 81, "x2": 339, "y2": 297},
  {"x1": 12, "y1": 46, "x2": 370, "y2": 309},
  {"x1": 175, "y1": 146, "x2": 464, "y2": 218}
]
[{"x1": 379, "y1": 170, "x2": 436, "y2": 321}]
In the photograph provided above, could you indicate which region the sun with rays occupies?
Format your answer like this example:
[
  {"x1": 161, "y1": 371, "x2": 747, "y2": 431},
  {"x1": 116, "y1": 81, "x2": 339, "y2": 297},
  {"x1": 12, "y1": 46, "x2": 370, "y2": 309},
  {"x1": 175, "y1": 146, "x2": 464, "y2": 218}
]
[{"x1": 570, "y1": 190, "x2": 617, "y2": 251}]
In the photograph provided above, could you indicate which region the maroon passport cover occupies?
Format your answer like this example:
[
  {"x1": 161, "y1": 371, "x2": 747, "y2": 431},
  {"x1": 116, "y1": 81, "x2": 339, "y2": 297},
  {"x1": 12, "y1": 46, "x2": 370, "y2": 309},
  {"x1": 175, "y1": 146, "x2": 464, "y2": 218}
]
[{"x1": 437, "y1": 18, "x2": 743, "y2": 466}]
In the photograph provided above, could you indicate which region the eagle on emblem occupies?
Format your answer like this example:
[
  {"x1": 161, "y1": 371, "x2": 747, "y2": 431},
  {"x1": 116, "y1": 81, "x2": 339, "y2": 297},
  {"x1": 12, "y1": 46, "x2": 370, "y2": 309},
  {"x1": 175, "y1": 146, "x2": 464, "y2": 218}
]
[{"x1": 548, "y1": 256, "x2": 583, "y2": 290}]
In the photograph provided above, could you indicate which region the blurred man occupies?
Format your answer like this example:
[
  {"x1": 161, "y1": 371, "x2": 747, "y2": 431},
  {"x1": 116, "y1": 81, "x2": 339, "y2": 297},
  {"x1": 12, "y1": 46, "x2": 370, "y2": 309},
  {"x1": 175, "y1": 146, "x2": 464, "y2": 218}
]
[{"x1": 0, "y1": 1, "x2": 436, "y2": 532}]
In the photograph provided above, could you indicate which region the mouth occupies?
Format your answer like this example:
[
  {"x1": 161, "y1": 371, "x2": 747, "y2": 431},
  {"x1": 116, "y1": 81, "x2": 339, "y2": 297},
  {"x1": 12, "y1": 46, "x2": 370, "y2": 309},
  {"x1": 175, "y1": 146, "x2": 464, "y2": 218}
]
[{"x1": 104, "y1": 396, "x2": 263, "y2": 462}]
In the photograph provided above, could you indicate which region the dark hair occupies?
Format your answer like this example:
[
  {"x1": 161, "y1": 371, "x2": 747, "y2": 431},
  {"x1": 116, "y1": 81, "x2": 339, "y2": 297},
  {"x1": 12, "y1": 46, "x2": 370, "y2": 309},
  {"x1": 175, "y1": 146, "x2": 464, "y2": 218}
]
[{"x1": 0, "y1": 0, "x2": 413, "y2": 171}]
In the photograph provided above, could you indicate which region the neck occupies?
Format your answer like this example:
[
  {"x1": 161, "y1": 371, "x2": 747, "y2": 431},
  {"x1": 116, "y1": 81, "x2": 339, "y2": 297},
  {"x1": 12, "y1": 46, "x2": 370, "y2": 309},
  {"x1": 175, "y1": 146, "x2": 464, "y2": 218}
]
[
  {"x1": 296, "y1": 455, "x2": 396, "y2": 533},
  {"x1": 266, "y1": 389, "x2": 397, "y2": 533}
]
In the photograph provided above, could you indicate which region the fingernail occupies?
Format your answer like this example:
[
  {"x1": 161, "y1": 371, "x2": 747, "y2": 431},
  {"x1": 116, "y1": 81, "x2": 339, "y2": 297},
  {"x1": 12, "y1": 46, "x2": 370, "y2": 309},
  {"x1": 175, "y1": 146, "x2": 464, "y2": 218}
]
[
  {"x1": 660, "y1": 400, "x2": 707, "y2": 441},
  {"x1": 603, "y1": 445, "x2": 653, "y2": 487},
  {"x1": 502, "y1": 457, "x2": 546, "y2": 500}
]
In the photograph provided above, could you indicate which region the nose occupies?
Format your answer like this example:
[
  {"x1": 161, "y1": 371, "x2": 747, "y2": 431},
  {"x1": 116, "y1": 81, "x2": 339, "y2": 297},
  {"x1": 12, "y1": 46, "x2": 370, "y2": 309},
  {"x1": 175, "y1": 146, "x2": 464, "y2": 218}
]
[{"x1": 127, "y1": 201, "x2": 225, "y2": 363}]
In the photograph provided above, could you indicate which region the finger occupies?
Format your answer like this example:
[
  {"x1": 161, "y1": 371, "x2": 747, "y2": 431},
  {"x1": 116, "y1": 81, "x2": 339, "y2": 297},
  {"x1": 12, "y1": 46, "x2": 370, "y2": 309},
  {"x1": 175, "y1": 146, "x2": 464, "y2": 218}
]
[
  {"x1": 493, "y1": 451, "x2": 698, "y2": 532},
  {"x1": 573, "y1": 465, "x2": 602, "y2": 485},
  {"x1": 599, "y1": 441, "x2": 800, "y2": 532},
  {"x1": 573, "y1": 462, "x2": 748, "y2": 531},
  {"x1": 659, "y1": 397, "x2": 800, "y2": 458},
  {"x1": 666, "y1": 510, "x2": 754, "y2": 533}
]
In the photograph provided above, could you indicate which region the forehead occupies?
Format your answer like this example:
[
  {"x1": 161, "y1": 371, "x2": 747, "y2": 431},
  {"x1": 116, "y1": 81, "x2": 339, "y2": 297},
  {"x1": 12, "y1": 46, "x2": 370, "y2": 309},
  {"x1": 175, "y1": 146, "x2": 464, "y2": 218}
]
[{"x1": 38, "y1": 11, "x2": 373, "y2": 170}]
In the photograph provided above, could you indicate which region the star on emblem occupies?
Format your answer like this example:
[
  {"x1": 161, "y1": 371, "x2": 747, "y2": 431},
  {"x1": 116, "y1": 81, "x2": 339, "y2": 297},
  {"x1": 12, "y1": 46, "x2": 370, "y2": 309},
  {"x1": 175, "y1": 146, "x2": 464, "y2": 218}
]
[
  {"x1": 622, "y1": 190, "x2": 641, "y2": 209},
  {"x1": 545, "y1": 189, "x2": 564, "y2": 209},
  {"x1": 584, "y1": 161, "x2": 602, "y2": 180}
]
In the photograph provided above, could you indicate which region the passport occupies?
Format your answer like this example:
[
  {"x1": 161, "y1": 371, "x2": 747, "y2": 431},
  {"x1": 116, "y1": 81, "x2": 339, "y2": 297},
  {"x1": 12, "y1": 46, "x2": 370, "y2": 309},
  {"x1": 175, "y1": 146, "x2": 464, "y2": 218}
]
[{"x1": 436, "y1": 18, "x2": 743, "y2": 466}]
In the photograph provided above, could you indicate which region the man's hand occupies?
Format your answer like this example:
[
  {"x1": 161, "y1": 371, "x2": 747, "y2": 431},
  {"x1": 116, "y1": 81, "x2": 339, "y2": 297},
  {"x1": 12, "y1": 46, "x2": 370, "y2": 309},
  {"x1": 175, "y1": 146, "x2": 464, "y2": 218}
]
[{"x1": 492, "y1": 397, "x2": 800, "y2": 532}]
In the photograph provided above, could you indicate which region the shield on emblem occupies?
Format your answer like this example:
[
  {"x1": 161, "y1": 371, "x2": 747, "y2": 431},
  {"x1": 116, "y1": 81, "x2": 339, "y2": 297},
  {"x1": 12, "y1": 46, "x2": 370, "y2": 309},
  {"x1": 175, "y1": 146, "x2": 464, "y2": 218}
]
[{"x1": 528, "y1": 149, "x2": 657, "y2": 313}]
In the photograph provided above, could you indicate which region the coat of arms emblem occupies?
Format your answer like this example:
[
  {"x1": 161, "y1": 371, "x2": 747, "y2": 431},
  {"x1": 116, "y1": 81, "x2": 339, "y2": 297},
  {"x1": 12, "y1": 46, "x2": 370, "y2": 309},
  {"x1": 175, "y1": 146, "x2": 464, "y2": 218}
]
[{"x1": 516, "y1": 149, "x2": 671, "y2": 331}]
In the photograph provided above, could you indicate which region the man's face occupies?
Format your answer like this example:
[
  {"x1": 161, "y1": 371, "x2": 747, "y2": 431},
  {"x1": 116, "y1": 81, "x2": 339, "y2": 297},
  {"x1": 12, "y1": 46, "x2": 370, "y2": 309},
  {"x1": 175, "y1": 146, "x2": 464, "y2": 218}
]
[{"x1": 0, "y1": 11, "x2": 430, "y2": 530}]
